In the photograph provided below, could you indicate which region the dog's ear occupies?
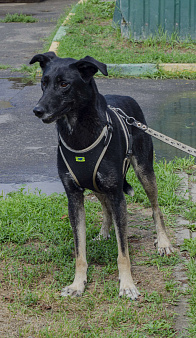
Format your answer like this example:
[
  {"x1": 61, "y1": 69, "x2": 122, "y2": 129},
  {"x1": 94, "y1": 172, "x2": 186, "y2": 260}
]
[
  {"x1": 29, "y1": 52, "x2": 57, "y2": 69},
  {"x1": 72, "y1": 56, "x2": 108, "y2": 82}
]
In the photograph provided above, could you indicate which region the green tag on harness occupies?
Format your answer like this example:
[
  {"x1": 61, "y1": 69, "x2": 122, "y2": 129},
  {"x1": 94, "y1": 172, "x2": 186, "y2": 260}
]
[{"x1": 75, "y1": 157, "x2": 85, "y2": 162}]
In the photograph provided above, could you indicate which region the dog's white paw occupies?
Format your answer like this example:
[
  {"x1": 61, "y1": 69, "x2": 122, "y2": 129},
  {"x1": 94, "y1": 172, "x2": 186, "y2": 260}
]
[
  {"x1": 94, "y1": 233, "x2": 110, "y2": 241},
  {"x1": 61, "y1": 282, "x2": 85, "y2": 297},
  {"x1": 119, "y1": 283, "x2": 140, "y2": 300},
  {"x1": 154, "y1": 238, "x2": 174, "y2": 256},
  {"x1": 128, "y1": 187, "x2": 135, "y2": 197}
]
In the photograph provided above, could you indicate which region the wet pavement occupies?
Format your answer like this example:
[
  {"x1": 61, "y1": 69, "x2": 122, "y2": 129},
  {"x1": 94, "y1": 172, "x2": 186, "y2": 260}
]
[{"x1": 0, "y1": 0, "x2": 195, "y2": 195}]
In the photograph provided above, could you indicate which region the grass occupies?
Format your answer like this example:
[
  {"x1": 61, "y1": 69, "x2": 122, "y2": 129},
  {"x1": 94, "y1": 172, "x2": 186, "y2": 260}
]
[
  {"x1": 0, "y1": 64, "x2": 10, "y2": 70},
  {"x1": 0, "y1": 13, "x2": 38, "y2": 23},
  {"x1": 0, "y1": 157, "x2": 195, "y2": 336},
  {"x1": 186, "y1": 257, "x2": 196, "y2": 338},
  {"x1": 177, "y1": 159, "x2": 196, "y2": 337},
  {"x1": 56, "y1": 0, "x2": 196, "y2": 75},
  {"x1": 182, "y1": 242, "x2": 196, "y2": 337}
]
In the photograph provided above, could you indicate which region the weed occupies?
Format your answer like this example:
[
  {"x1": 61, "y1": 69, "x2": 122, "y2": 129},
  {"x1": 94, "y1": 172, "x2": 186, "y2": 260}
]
[
  {"x1": 0, "y1": 13, "x2": 38, "y2": 23},
  {"x1": 165, "y1": 279, "x2": 178, "y2": 292},
  {"x1": 153, "y1": 68, "x2": 196, "y2": 80},
  {"x1": 18, "y1": 64, "x2": 37, "y2": 74},
  {"x1": 144, "y1": 291, "x2": 163, "y2": 304},
  {"x1": 185, "y1": 257, "x2": 196, "y2": 337},
  {"x1": 0, "y1": 64, "x2": 10, "y2": 70},
  {"x1": 21, "y1": 290, "x2": 39, "y2": 307},
  {"x1": 184, "y1": 206, "x2": 196, "y2": 224},
  {"x1": 183, "y1": 239, "x2": 196, "y2": 258},
  {"x1": 143, "y1": 319, "x2": 176, "y2": 337},
  {"x1": 136, "y1": 252, "x2": 181, "y2": 269}
]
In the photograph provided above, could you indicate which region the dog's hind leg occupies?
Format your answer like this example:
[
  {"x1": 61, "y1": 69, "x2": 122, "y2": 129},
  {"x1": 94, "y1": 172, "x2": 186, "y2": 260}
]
[
  {"x1": 131, "y1": 156, "x2": 174, "y2": 256},
  {"x1": 107, "y1": 192, "x2": 140, "y2": 300},
  {"x1": 95, "y1": 193, "x2": 112, "y2": 239},
  {"x1": 61, "y1": 191, "x2": 88, "y2": 297}
]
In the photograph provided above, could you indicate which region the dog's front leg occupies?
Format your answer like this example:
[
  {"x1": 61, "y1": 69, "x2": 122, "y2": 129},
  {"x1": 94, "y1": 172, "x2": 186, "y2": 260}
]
[
  {"x1": 61, "y1": 192, "x2": 88, "y2": 297},
  {"x1": 108, "y1": 193, "x2": 140, "y2": 300}
]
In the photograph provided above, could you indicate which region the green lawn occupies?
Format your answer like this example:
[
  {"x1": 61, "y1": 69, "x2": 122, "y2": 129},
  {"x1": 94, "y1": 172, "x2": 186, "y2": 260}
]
[{"x1": 57, "y1": 0, "x2": 196, "y2": 66}]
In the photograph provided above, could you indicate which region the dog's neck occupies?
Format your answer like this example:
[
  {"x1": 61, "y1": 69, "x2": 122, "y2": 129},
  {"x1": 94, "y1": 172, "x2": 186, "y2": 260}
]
[{"x1": 57, "y1": 93, "x2": 107, "y2": 150}]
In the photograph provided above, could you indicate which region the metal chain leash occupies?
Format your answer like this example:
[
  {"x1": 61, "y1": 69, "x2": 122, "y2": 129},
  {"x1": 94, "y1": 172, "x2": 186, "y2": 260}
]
[{"x1": 108, "y1": 105, "x2": 196, "y2": 157}]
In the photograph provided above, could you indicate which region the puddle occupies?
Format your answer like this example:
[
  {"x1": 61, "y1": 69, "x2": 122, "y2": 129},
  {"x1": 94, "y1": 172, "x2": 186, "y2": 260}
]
[
  {"x1": 0, "y1": 181, "x2": 65, "y2": 197},
  {"x1": 0, "y1": 77, "x2": 35, "y2": 90},
  {"x1": 0, "y1": 100, "x2": 13, "y2": 108},
  {"x1": 151, "y1": 92, "x2": 196, "y2": 160},
  {"x1": 8, "y1": 77, "x2": 35, "y2": 89}
]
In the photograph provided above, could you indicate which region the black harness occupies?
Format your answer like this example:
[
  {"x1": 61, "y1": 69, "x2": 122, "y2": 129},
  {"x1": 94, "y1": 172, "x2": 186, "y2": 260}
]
[{"x1": 58, "y1": 107, "x2": 132, "y2": 193}]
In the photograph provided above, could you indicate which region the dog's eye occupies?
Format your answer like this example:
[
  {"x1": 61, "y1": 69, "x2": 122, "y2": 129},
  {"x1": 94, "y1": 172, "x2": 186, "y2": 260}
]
[
  {"x1": 61, "y1": 82, "x2": 69, "y2": 88},
  {"x1": 42, "y1": 82, "x2": 46, "y2": 87}
]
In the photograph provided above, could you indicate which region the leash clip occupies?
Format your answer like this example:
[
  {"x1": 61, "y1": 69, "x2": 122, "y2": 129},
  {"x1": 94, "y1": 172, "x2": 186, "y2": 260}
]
[
  {"x1": 126, "y1": 117, "x2": 136, "y2": 125},
  {"x1": 127, "y1": 117, "x2": 148, "y2": 131}
]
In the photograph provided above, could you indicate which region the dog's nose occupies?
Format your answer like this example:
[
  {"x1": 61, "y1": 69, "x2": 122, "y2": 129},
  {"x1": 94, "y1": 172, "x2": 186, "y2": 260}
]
[{"x1": 33, "y1": 105, "x2": 45, "y2": 118}]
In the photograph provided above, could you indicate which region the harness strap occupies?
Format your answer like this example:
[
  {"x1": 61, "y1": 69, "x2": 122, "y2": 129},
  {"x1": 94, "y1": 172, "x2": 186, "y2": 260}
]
[
  {"x1": 59, "y1": 124, "x2": 109, "y2": 153},
  {"x1": 107, "y1": 105, "x2": 132, "y2": 176},
  {"x1": 108, "y1": 106, "x2": 129, "y2": 153},
  {"x1": 59, "y1": 143, "x2": 80, "y2": 186},
  {"x1": 93, "y1": 129, "x2": 112, "y2": 192},
  {"x1": 58, "y1": 112, "x2": 113, "y2": 192}
]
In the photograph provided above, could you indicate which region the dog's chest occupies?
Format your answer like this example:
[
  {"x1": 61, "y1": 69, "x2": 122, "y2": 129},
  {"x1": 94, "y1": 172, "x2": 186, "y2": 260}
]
[{"x1": 58, "y1": 127, "x2": 112, "y2": 193}]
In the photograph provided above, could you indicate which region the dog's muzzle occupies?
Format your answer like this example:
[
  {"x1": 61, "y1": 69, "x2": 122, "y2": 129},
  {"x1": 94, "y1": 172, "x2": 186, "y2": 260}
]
[
  {"x1": 33, "y1": 105, "x2": 45, "y2": 118},
  {"x1": 33, "y1": 102, "x2": 74, "y2": 124},
  {"x1": 33, "y1": 105, "x2": 54, "y2": 123}
]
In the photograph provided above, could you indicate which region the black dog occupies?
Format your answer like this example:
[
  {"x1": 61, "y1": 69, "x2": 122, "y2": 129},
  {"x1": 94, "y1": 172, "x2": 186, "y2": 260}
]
[{"x1": 30, "y1": 52, "x2": 173, "y2": 299}]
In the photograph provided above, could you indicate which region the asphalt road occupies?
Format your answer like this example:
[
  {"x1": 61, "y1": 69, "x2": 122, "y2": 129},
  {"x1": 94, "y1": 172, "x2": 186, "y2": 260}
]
[
  {"x1": 0, "y1": 0, "x2": 195, "y2": 194},
  {"x1": 0, "y1": 0, "x2": 76, "y2": 68}
]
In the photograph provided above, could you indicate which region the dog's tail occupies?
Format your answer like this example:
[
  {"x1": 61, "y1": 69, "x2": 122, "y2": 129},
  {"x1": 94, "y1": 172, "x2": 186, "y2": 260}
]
[{"x1": 123, "y1": 179, "x2": 134, "y2": 197}]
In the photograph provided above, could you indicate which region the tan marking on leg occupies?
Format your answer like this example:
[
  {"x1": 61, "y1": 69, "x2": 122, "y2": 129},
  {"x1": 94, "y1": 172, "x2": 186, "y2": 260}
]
[
  {"x1": 61, "y1": 207, "x2": 88, "y2": 297},
  {"x1": 111, "y1": 197, "x2": 140, "y2": 300},
  {"x1": 115, "y1": 231, "x2": 140, "y2": 299},
  {"x1": 131, "y1": 156, "x2": 174, "y2": 256}
]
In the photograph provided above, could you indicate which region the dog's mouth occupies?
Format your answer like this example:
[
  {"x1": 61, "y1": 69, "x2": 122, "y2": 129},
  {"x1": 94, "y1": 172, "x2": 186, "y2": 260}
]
[
  {"x1": 42, "y1": 115, "x2": 56, "y2": 124},
  {"x1": 42, "y1": 105, "x2": 73, "y2": 124}
]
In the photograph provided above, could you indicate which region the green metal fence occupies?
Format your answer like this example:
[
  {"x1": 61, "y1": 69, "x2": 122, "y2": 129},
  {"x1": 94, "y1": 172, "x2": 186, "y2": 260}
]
[{"x1": 113, "y1": 0, "x2": 196, "y2": 40}]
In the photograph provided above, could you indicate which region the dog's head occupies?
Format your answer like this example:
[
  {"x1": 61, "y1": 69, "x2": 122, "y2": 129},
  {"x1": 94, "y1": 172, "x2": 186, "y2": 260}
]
[{"x1": 30, "y1": 52, "x2": 108, "y2": 124}]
